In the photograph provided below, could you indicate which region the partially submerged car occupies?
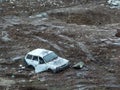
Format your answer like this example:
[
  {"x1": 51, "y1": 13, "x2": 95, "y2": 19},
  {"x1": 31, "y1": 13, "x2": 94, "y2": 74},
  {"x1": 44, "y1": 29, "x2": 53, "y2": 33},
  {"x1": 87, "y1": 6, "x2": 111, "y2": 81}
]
[
  {"x1": 108, "y1": 0, "x2": 120, "y2": 6},
  {"x1": 24, "y1": 48, "x2": 69, "y2": 73}
]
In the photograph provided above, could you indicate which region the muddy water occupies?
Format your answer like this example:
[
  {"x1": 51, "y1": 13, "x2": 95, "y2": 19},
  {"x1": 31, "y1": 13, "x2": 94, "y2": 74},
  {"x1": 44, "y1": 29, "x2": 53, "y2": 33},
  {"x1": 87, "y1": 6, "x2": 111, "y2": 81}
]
[{"x1": 0, "y1": 0, "x2": 120, "y2": 90}]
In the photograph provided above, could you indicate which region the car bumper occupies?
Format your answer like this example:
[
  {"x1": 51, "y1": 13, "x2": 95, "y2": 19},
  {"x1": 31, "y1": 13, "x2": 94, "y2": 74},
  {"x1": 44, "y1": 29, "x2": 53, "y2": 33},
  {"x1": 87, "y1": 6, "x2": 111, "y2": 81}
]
[{"x1": 56, "y1": 62, "x2": 70, "y2": 72}]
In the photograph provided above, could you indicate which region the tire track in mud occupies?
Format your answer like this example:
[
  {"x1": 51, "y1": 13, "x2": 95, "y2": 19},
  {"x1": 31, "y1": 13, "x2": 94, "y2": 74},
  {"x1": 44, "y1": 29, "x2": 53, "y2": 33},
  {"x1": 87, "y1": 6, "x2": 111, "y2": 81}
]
[
  {"x1": 34, "y1": 36, "x2": 63, "y2": 51},
  {"x1": 58, "y1": 34, "x2": 95, "y2": 61}
]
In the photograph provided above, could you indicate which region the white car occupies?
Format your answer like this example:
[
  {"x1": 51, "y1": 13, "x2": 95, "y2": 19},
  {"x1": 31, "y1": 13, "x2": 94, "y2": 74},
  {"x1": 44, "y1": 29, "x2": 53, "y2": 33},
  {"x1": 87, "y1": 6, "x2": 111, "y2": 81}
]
[
  {"x1": 24, "y1": 48, "x2": 69, "y2": 73},
  {"x1": 108, "y1": 0, "x2": 120, "y2": 6}
]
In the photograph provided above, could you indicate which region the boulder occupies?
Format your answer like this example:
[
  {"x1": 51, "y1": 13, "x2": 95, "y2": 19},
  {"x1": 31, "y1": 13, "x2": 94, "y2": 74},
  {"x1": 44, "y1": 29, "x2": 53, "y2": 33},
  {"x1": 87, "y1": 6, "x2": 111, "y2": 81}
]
[{"x1": 73, "y1": 61, "x2": 85, "y2": 69}]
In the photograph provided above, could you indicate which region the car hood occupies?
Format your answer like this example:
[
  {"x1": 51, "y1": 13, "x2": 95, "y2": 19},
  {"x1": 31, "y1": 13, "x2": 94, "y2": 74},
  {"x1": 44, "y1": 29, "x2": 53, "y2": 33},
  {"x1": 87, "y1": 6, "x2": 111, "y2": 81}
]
[{"x1": 47, "y1": 57, "x2": 69, "y2": 68}]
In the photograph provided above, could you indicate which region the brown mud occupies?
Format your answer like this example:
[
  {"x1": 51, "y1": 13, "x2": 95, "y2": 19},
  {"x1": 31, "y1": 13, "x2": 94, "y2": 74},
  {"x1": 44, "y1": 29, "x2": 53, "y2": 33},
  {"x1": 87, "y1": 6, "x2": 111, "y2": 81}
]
[{"x1": 0, "y1": 0, "x2": 120, "y2": 90}]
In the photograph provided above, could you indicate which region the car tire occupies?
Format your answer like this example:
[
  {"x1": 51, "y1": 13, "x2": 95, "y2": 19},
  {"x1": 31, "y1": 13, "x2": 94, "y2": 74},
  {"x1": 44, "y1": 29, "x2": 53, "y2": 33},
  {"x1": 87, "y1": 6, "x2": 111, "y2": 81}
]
[
  {"x1": 27, "y1": 65, "x2": 35, "y2": 70},
  {"x1": 48, "y1": 69, "x2": 57, "y2": 73}
]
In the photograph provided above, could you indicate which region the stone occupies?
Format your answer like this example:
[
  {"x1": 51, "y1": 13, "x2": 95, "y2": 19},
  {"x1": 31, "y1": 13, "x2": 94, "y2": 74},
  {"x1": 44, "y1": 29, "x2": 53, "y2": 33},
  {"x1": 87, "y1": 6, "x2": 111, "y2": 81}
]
[{"x1": 73, "y1": 61, "x2": 85, "y2": 69}]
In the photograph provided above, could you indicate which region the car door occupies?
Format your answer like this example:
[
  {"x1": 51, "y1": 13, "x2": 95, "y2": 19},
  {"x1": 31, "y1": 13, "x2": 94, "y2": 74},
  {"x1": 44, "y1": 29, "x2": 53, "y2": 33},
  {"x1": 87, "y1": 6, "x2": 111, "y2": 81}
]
[
  {"x1": 32, "y1": 56, "x2": 39, "y2": 67},
  {"x1": 35, "y1": 57, "x2": 48, "y2": 73},
  {"x1": 25, "y1": 54, "x2": 33, "y2": 65}
]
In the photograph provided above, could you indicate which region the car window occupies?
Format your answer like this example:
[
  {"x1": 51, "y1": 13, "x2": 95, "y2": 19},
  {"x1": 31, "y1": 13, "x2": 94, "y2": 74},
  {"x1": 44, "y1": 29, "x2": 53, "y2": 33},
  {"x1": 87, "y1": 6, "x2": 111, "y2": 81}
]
[
  {"x1": 39, "y1": 57, "x2": 45, "y2": 64},
  {"x1": 26, "y1": 54, "x2": 32, "y2": 59},
  {"x1": 43, "y1": 52, "x2": 58, "y2": 63},
  {"x1": 32, "y1": 56, "x2": 38, "y2": 61}
]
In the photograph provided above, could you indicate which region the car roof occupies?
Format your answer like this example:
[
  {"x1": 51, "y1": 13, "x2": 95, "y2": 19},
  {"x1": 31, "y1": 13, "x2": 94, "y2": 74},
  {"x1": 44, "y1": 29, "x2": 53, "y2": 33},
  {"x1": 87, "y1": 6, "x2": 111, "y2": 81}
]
[{"x1": 27, "y1": 48, "x2": 52, "y2": 58}]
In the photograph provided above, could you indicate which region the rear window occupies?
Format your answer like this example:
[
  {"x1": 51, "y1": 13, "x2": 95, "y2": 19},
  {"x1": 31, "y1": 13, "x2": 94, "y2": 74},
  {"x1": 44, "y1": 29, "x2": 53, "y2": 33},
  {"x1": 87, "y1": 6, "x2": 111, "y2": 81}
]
[{"x1": 26, "y1": 54, "x2": 32, "y2": 59}]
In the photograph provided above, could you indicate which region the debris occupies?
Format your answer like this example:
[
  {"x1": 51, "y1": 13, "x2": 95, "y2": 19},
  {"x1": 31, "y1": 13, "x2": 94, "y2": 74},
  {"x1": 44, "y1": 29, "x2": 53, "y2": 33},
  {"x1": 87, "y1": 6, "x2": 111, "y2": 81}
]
[
  {"x1": 28, "y1": 71, "x2": 35, "y2": 76},
  {"x1": 18, "y1": 64, "x2": 25, "y2": 73},
  {"x1": 18, "y1": 80, "x2": 26, "y2": 83},
  {"x1": 108, "y1": 68, "x2": 115, "y2": 73},
  {"x1": 29, "y1": 12, "x2": 48, "y2": 19},
  {"x1": 11, "y1": 74, "x2": 15, "y2": 78},
  {"x1": 1, "y1": 31, "x2": 11, "y2": 42},
  {"x1": 29, "y1": 79, "x2": 34, "y2": 83},
  {"x1": 19, "y1": 64, "x2": 25, "y2": 69},
  {"x1": 18, "y1": 70, "x2": 22, "y2": 73},
  {"x1": 111, "y1": 42, "x2": 120, "y2": 46},
  {"x1": 115, "y1": 29, "x2": 120, "y2": 37},
  {"x1": 100, "y1": 39, "x2": 108, "y2": 42},
  {"x1": 73, "y1": 61, "x2": 85, "y2": 69},
  {"x1": 38, "y1": 77, "x2": 45, "y2": 82},
  {"x1": 19, "y1": 64, "x2": 23, "y2": 67},
  {"x1": 12, "y1": 56, "x2": 24, "y2": 61}
]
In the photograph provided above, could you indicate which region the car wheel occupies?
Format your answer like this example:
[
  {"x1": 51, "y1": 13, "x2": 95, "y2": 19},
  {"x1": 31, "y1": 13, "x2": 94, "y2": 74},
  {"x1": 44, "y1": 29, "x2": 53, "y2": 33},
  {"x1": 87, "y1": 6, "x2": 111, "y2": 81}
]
[
  {"x1": 48, "y1": 69, "x2": 57, "y2": 73},
  {"x1": 27, "y1": 65, "x2": 35, "y2": 70}
]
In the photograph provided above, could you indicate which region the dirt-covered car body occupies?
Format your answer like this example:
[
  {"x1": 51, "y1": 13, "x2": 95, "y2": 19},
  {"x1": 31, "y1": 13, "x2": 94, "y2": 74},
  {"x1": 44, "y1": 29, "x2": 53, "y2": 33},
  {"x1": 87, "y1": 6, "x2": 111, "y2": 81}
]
[
  {"x1": 108, "y1": 0, "x2": 120, "y2": 6},
  {"x1": 24, "y1": 48, "x2": 69, "y2": 73}
]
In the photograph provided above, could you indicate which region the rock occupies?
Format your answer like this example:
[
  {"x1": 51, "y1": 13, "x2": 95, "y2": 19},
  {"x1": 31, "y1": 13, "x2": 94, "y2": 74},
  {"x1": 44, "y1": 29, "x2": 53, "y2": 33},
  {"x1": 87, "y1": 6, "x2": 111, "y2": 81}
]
[
  {"x1": 1, "y1": 31, "x2": 11, "y2": 42},
  {"x1": 19, "y1": 64, "x2": 25, "y2": 69},
  {"x1": 18, "y1": 70, "x2": 23, "y2": 73},
  {"x1": 12, "y1": 56, "x2": 24, "y2": 61},
  {"x1": 29, "y1": 79, "x2": 34, "y2": 83},
  {"x1": 111, "y1": 42, "x2": 120, "y2": 46},
  {"x1": 11, "y1": 74, "x2": 15, "y2": 78},
  {"x1": 18, "y1": 80, "x2": 26, "y2": 83},
  {"x1": 38, "y1": 77, "x2": 45, "y2": 82},
  {"x1": 73, "y1": 61, "x2": 85, "y2": 69},
  {"x1": 29, "y1": 12, "x2": 48, "y2": 19},
  {"x1": 108, "y1": 68, "x2": 115, "y2": 73}
]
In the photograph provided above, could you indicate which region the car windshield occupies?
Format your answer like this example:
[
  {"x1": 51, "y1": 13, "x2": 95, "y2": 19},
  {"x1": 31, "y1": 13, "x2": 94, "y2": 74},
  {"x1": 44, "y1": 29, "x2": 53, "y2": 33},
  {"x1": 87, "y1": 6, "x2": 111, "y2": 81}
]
[{"x1": 43, "y1": 52, "x2": 58, "y2": 63}]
